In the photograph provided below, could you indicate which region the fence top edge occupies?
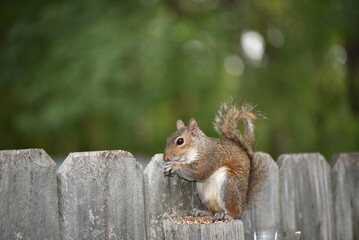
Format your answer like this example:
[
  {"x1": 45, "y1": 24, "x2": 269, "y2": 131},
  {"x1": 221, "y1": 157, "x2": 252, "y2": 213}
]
[
  {"x1": 57, "y1": 149, "x2": 141, "y2": 174},
  {"x1": 64, "y1": 149, "x2": 134, "y2": 159},
  {"x1": 144, "y1": 153, "x2": 163, "y2": 175},
  {"x1": 276, "y1": 152, "x2": 326, "y2": 167},
  {"x1": 331, "y1": 152, "x2": 359, "y2": 168},
  {"x1": 255, "y1": 152, "x2": 273, "y2": 158},
  {"x1": 0, "y1": 148, "x2": 46, "y2": 154},
  {"x1": 0, "y1": 148, "x2": 55, "y2": 168}
]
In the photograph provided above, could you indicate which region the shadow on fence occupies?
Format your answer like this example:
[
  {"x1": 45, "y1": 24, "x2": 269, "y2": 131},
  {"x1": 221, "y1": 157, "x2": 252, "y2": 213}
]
[{"x1": 0, "y1": 149, "x2": 358, "y2": 239}]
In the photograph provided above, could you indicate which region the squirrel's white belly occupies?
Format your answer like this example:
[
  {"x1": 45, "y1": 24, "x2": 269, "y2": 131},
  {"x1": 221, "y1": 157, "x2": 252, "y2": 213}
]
[{"x1": 196, "y1": 166, "x2": 228, "y2": 213}]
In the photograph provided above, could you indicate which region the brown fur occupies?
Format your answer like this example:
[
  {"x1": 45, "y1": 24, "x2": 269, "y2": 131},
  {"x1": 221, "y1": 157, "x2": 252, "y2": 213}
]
[
  {"x1": 246, "y1": 154, "x2": 267, "y2": 208},
  {"x1": 163, "y1": 102, "x2": 267, "y2": 218},
  {"x1": 215, "y1": 101, "x2": 266, "y2": 209}
]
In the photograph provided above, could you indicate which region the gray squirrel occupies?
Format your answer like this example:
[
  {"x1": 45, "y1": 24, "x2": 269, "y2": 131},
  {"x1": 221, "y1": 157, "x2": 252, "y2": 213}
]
[{"x1": 163, "y1": 102, "x2": 267, "y2": 220}]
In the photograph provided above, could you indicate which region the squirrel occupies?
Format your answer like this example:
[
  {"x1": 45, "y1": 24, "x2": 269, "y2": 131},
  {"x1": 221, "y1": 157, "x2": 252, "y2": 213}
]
[{"x1": 163, "y1": 101, "x2": 267, "y2": 220}]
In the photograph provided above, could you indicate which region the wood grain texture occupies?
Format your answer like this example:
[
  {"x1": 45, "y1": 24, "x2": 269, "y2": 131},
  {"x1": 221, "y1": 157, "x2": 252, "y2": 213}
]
[
  {"x1": 331, "y1": 152, "x2": 359, "y2": 240},
  {"x1": 144, "y1": 154, "x2": 204, "y2": 240},
  {"x1": 3, "y1": 149, "x2": 357, "y2": 240},
  {"x1": 163, "y1": 218, "x2": 245, "y2": 240},
  {"x1": 278, "y1": 153, "x2": 334, "y2": 240},
  {"x1": 0, "y1": 149, "x2": 60, "y2": 240},
  {"x1": 57, "y1": 150, "x2": 145, "y2": 240}
]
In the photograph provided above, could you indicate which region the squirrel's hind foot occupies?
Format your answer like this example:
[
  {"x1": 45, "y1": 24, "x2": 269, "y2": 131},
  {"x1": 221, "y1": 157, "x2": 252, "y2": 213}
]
[
  {"x1": 213, "y1": 212, "x2": 232, "y2": 220},
  {"x1": 189, "y1": 208, "x2": 213, "y2": 217}
]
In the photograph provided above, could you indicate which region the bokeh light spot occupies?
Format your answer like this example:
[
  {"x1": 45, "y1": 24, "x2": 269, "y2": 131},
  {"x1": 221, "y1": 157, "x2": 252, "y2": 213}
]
[
  {"x1": 224, "y1": 55, "x2": 245, "y2": 77},
  {"x1": 267, "y1": 28, "x2": 284, "y2": 48},
  {"x1": 240, "y1": 31, "x2": 265, "y2": 64},
  {"x1": 330, "y1": 44, "x2": 347, "y2": 65}
]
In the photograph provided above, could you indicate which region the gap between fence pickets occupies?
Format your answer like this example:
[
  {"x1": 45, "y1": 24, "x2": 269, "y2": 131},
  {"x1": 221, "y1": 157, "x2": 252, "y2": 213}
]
[{"x1": 0, "y1": 148, "x2": 358, "y2": 240}]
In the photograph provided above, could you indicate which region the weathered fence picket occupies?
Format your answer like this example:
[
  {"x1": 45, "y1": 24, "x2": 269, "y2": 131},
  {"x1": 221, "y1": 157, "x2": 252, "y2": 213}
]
[
  {"x1": 144, "y1": 154, "x2": 207, "y2": 240},
  {"x1": 1, "y1": 149, "x2": 358, "y2": 240},
  {"x1": 242, "y1": 152, "x2": 280, "y2": 239},
  {"x1": 0, "y1": 149, "x2": 60, "y2": 240},
  {"x1": 331, "y1": 153, "x2": 359, "y2": 240},
  {"x1": 57, "y1": 150, "x2": 145, "y2": 240},
  {"x1": 278, "y1": 153, "x2": 335, "y2": 240},
  {"x1": 162, "y1": 218, "x2": 245, "y2": 240}
]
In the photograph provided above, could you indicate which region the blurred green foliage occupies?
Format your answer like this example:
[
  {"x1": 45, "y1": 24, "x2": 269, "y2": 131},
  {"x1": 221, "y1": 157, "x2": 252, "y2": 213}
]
[{"x1": 1, "y1": 0, "x2": 358, "y2": 160}]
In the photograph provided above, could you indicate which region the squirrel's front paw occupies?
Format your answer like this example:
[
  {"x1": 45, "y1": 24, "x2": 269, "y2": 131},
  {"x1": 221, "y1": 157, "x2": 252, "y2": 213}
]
[{"x1": 164, "y1": 162, "x2": 175, "y2": 177}]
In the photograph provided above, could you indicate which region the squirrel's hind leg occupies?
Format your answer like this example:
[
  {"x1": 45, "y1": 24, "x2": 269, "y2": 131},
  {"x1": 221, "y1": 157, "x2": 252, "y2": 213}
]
[
  {"x1": 189, "y1": 208, "x2": 213, "y2": 217},
  {"x1": 223, "y1": 173, "x2": 248, "y2": 218}
]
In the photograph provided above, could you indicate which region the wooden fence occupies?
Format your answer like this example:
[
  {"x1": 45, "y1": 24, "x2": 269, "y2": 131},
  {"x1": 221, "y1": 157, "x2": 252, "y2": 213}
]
[{"x1": 0, "y1": 149, "x2": 358, "y2": 240}]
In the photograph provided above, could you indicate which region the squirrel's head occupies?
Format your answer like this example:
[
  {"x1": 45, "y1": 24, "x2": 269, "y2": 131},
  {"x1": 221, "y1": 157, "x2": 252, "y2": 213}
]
[{"x1": 163, "y1": 118, "x2": 205, "y2": 163}]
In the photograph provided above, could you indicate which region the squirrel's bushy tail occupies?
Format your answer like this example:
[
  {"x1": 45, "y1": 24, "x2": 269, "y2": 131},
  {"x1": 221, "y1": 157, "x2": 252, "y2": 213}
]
[
  {"x1": 214, "y1": 101, "x2": 258, "y2": 154},
  {"x1": 214, "y1": 100, "x2": 267, "y2": 209},
  {"x1": 246, "y1": 154, "x2": 267, "y2": 208}
]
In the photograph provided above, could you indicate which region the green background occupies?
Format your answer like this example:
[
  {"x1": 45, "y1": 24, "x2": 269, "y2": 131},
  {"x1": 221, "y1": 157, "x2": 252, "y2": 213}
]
[{"x1": 1, "y1": 0, "x2": 358, "y2": 160}]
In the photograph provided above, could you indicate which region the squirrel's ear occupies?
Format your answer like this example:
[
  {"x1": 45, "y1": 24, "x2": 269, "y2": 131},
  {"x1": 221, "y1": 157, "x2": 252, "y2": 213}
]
[
  {"x1": 188, "y1": 118, "x2": 198, "y2": 137},
  {"x1": 176, "y1": 119, "x2": 185, "y2": 130}
]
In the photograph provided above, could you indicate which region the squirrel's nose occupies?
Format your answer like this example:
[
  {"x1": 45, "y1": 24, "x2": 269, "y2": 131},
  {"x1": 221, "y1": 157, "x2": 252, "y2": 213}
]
[{"x1": 164, "y1": 154, "x2": 170, "y2": 161}]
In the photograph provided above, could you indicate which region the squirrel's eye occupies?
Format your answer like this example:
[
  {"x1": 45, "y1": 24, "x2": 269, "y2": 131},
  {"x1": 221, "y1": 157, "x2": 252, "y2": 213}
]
[{"x1": 176, "y1": 138, "x2": 184, "y2": 145}]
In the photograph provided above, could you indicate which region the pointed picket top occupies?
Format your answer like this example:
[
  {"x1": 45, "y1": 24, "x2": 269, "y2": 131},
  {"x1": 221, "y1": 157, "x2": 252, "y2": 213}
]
[
  {"x1": 278, "y1": 153, "x2": 334, "y2": 240},
  {"x1": 0, "y1": 149, "x2": 60, "y2": 240},
  {"x1": 57, "y1": 150, "x2": 145, "y2": 240},
  {"x1": 144, "y1": 153, "x2": 205, "y2": 240}
]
